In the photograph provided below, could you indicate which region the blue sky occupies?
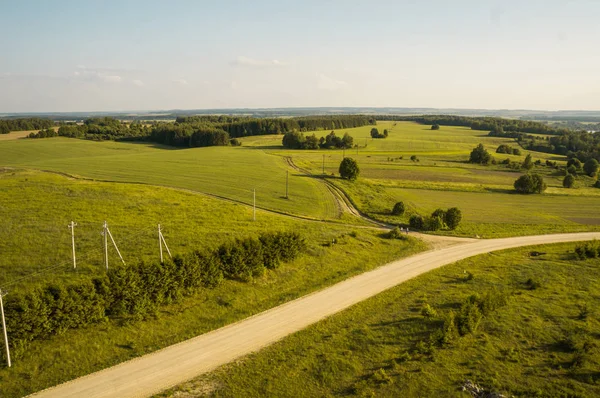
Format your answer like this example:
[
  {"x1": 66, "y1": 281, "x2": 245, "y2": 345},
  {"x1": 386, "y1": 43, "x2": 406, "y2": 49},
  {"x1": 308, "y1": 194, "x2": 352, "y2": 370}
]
[{"x1": 1, "y1": 0, "x2": 599, "y2": 112}]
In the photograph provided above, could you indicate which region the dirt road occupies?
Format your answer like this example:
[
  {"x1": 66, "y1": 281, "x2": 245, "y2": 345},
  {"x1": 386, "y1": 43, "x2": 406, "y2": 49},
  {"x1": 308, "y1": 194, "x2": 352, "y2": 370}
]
[{"x1": 30, "y1": 232, "x2": 600, "y2": 398}]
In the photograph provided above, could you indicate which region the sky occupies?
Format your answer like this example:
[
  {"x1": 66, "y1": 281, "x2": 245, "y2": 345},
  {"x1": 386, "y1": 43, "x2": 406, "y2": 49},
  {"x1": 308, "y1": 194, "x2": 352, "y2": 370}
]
[{"x1": 1, "y1": 0, "x2": 599, "y2": 113}]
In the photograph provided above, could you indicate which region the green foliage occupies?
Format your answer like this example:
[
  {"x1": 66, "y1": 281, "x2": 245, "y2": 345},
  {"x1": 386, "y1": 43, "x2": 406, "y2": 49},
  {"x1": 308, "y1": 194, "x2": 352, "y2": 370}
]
[
  {"x1": 370, "y1": 128, "x2": 387, "y2": 139},
  {"x1": 3, "y1": 231, "x2": 306, "y2": 358},
  {"x1": 444, "y1": 207, "x2": 462, "y2": 230},
  {"x1": 574, "y1": 241, "x2": 600, "y2": 259},
  {"x1": 420, "y1": 303, "x2": 437, "y2": 318},
  {"x1": 431, "y1": 124, "x2": 440, "y2": 130},
  {"x1": 468, "y1": 144, "x2": 493, "y2": 165},
  {"x1": 339, "y1": 157, "x2": 360, "y2": 181},
  {"x1": 496, "y1": 144, "x2": 520, "y2": 155},
  {"x1": 0, "y1": 118, "x2": 54, "y2": 134},
  {"x1": 409, "y1": 214, "x2": 424, "y2": 230},
  {"x1": 385, "y1": 227, "x2": 408, "y2": 240},
  {"x1": 410, "y1": 155, "x2": 418, "y2": 162},
  {"x1": 424, "y1": 215, "x2": 444, "y2": 231},
  {"x1": 513, "y1": 173, "x2": 547, "y2": 194},
  {"x1": 583, "y1": 158, "x2": 599, "y2": 177},
  {"x1": 567, "y1": 158, "x2": 582, "y2": 170},
  {"x1": 563, "y1": 174, "x2": 576, "y2": 188},
  {"x1": 521, "y1": 154, "x2": 534, "y2": 170},
  {"x1": 391, "y1": 201, "x2": 406, "y2": 216},
  {"x1": 567, "y1": 165, "x2": 578, "y2": 175}
]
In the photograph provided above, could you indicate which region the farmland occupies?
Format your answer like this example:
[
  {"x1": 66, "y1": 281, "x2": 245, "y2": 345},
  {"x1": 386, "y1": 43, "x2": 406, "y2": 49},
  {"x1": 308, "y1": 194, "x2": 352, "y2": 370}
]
[
  {"x1": 240, "y1": 121, "x2": 600, "y2": 237},
  {"x1": 162, "y1": 242, "x2": 600, "y2": 398}
]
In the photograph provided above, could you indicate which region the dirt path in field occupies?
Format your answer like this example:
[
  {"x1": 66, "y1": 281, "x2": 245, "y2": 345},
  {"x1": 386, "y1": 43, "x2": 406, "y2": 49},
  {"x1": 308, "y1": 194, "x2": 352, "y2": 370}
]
[{"x1": 29, "y1": 232, "x2": 600, "y2": 398}]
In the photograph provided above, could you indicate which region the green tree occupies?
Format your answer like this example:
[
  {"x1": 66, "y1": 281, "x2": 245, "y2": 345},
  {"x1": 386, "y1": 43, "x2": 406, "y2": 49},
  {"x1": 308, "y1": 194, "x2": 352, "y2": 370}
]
[
  {"x1": 370, "y1": 128, "x2": 379, "y2": 138},
  {"x1": 563, "y1": 174, "x2": 576, "y2": 188},
  {"x1": 391, "y1": 201, "x2": 406, "y2": 216},
  {"x1": 583, "y1": 158, "x2": 599, "y2": 176},
  {"x1": 339, "y1": 157, "x2": 360, "y2": 181},
  {"x1": 409, "y1": 214, "x2": 424, "y2": 230},
  {"x1": 521, "y1": 154, "x2": 534, "y2": 170},
  {"x1": 514, "y1": 173, "x2": 547, "y2": 194},
  {"x1": 469, "y1": 144, "x2": 492, "y2": 165},
  {"x1": 444, "y1": 207, "x2": 462, "y2": 230},
  {"x1": 431, "y1": 124, "x2": 440, "y2": 130}
]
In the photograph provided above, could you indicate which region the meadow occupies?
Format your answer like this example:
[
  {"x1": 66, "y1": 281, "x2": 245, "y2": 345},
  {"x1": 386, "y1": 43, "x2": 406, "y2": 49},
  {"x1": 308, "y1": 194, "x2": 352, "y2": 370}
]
[
  {"x1": 240, "y1": 121, "x2": 600, "y2": 237},
  {"x1": 0, "y1": 138, "x2": 338, "y2": 220},
  {"x1": 0, "y1": 169, "x2": 426, "y2": 397},
  {"x1": 162, "y1": 242, "x2": 600, "y2": 398}
]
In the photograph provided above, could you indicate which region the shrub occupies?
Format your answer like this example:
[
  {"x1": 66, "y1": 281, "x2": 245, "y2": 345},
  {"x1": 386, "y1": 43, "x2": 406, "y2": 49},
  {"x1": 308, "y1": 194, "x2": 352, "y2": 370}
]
[
  {"x1": 421, "y1": 303, "x2": 438, "y2": 318},
  {"x1": 424, "y1": 216, "x2": 444, "y2": 231},
  {"x1": 595, "y1": 179, "x2": 600, "y2": 188},
  {"x1": 339, "y1": 157, "x2": 360, "y2": 181},
  {"x1": 391, "y1": 201, "x2": 406, "y2": 216},
  {"x1": 583, "y1": 158, "x2": 599, "y2": 176},
  {"x1": 563, "y1": 174, "x2": 576, "y2": 188},
  {"x1": 385, "y1": 227, "x2": 407, "y2": 240},
  {"x1": 230, "y1": 138, "x2": 242, "y2": 146},
  {"x1": 567, "y1": 165, "x2": 578, "y2": 175},
  {"x1": 431, "y1": 208, "x2": 446, "y2": 219},
  {"x1": 521, "y1": 154, "x2": 534, "y2": 170},
  {"x1": 469, "y1": 144, "x2": 492, "y2": 165},
  {"x1": 409, "y1": 214, "x2": 424, "y2": 230},
  {"x1": 410, "y1": 155, "x2": 418, "y2": 162},
  {"x1": 514, "y1": 173, "x2": 546, "y2": 194},
  {"x1": 431, "y1": 124, "x2": 440, "y2": 130},
  {"x1": 444, "y1": 207, "x2": 462, "y2": 230}
]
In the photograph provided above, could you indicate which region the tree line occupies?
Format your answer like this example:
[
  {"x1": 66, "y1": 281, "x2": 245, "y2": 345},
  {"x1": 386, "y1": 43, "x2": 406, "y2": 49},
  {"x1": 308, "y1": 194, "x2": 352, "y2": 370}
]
[
  {"x1": 1, "y1": 231, "x2": 305, "y2": 360},
  {"x1": 282, "y1": 131, "x2": 354, "y2": 150},
  {"x1": 0, "y1": 118, "x2": 55, "y2": 134}
]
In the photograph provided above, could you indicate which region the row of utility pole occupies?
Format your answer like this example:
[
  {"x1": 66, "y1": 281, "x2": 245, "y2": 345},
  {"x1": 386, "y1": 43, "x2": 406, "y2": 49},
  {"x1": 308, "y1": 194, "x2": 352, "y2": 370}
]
[{"x1": 0, "y1": 222, "x2": 174, "y2": 368}]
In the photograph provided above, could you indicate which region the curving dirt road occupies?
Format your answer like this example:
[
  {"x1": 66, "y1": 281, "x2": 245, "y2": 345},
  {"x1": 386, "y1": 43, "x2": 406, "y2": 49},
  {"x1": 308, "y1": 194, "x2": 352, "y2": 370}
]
[{"x1": 29, "y1": 232, "x2": 600, "y2": 398}]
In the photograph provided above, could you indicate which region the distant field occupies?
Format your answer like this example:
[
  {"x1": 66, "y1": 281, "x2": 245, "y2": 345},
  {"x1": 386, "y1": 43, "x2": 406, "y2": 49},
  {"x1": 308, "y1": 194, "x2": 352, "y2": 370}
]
[
  {"x1": 0, "y1": 138, "x2": 338, "y2": 219},
  {"x1": 164, "y1": 243, "x2": 600, "y2": 397},
  {"x1": 240, "y1": 121, "x2": 599, "y2": 237}
]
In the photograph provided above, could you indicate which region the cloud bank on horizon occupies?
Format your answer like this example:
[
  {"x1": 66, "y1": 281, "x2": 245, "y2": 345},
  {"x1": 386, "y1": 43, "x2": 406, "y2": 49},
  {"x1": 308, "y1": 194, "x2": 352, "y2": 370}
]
[{"x1": 1, "y1": 0, "x2": 599, "y2": 113}]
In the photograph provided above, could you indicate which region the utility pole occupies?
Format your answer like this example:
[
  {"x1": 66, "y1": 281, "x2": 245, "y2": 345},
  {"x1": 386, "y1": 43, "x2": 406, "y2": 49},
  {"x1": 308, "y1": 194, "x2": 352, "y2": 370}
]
[
  {"x1": 0, "y1": 289, "x2": 11, "y2": 368},
  {"x1": 285, "y1": 170, "x2": 289, "y2": 199},
  {"x1": 103, "y1": 221, "x2": 109, "y2": 270},
  {"x1": 103, "y1": 221, "x2": 125, "y2": 268},
  {"x1": 68, "y1": 221, "x2": 77, "y2": 269},
  {"x1": 253, "y1": 189, "x2": 256, "y2": 221},
  {"x1": 158, "y1": 224, "x2": 172, "y2": 262}
]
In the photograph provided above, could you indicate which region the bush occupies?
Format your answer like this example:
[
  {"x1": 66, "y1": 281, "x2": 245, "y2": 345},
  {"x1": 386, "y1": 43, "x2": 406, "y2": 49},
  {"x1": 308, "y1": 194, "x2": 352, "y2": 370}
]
[
  {"x1": 385, "y1": 227, "x2": 407, "y2": 240},
  {"x1": 391, "y1": 201, "x2": 406, "y2": 216},
  {"x1": 567, "y1": 165, "x2": 578, "y2": 175},
  {"x1": 521, "y1": 154, "x2": 534, "y2": 170},
  {"x1": 431, "y1": 124, "x2": 440, "y2": 130},
  {"x1": 410, "y1": 155, "x2": 418, "y2": 162},
  {"x1": 370, "y1": 128, "x2": 387, "y2": 139},
  {"x1": 230, "y1": 138, "x2": 242, "y2": 146},
  {"x1": 595, "y1": 179, "x2": 600, "y2": 188},
  {"x1": 583, "y1": 158, "x2": 599, "y2": 176},
  {"x1": 409, "y1": 214, "x2": 424, "y2": 230},
  {"x1": 514, "y1": 173, "x2": 547, "y2": 194},
  {"x1": 469, "y1": 144, "x2": 493, "y2": 165},
  {"x1": 339, "y1": 157, "x2": 360, "y2": 181},
  {"x1": 421, "y1": 303, "x2": 438, "y2": 318},
  {"x1": 563, "y1": 174, "x2": 576, "y2": 188},
  {"x1": 431, "y1": 208, "x2": 446, "y2": 219},
  {"x1": 444, "y1": 207, "x2": 462, "y2": 230},
  {"x1": 424, "y1": 216, "x2": 444, "y2": 231}
]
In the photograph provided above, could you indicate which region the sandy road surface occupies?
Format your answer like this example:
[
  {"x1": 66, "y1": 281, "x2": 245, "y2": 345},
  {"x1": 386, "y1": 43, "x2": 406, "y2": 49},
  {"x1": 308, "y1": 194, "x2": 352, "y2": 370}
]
[{"x1": 30, "y1": 232, "x2": 600, "y2": 398}]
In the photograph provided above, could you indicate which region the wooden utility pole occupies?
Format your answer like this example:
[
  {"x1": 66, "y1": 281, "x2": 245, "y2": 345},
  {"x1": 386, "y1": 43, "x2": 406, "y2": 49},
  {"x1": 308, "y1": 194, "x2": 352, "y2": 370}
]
[
  {"x1": 68, "y1": 221, "x2": 77, "y2": 269},
  {"x1": 0, "y1": 289, "x2": 11, "y2": 368},
  {"x1": 253, "y1": 189, "x2": 256, "y2": 221},
  {"x1": 285, "y1": 170, "x2": 289, "y2": 199},
  {"x1": 158, "y1": 224, "x2": 172, "y2": 262},
  {"x1": 103, "y1": 221, "x2": 109, "y2": 270}
]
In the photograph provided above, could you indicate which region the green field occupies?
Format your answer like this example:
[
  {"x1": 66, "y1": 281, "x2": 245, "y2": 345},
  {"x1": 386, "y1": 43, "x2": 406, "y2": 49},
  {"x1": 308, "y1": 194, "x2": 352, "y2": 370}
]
[
  {"x1": 239, "y1": 121, "x2": 600, "y2": 237},
  {"x1": 162, "y1": 243, "x2": 600, "y2": 397},
  {"x1": 0, "y1": 169, "x2": 427, "y2": 397},
  {"x1": 0, "y1": 138, "x2": 338, "y2": 220}
]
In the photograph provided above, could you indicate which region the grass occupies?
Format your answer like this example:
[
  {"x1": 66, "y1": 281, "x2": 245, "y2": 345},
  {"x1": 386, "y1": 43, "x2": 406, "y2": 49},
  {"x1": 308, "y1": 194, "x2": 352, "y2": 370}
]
[
  {"x1": 0, "y1": 138, "x2": 338, "y2": 219},
  {"x1": 240, "y1": 121, "x2": 600, "y2": 237},
  {"x1": 0, "y1": 170, "x2": 426, "y2": 397},
  {"x1": 162, "y1": 242, "x2": 600, "y2": 398}
]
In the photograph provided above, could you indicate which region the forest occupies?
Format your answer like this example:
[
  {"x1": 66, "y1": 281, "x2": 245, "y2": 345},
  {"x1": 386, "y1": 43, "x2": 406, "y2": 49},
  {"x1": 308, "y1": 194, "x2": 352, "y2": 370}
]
[{"x1": 0, "y1": 118, "x2": 54, "y2": 134}]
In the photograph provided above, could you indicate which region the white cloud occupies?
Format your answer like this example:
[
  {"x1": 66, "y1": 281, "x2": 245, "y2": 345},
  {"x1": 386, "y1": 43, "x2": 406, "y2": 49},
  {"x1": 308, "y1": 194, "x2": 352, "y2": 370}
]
[
  {"x1": 73, "y1": 66, "x2": 122, "y2": 84},
  {"x1": 172, "y1": 78, "x2": 188, "y2": 86},
  {"x1": 317, "y1": 73, "x2": 348, "y2": 91},
  {"x1": 231, "y1": 56, "x2": 289, "y2": 68},
  {"x1": 132, "y1": 79, "x2": 144, "y2": 87}
]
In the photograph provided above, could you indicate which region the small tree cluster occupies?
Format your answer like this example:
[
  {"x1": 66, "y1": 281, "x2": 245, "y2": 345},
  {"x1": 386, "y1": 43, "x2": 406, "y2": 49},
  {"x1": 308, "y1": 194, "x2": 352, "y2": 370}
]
[
  {"x1": 514, "y1": 173, "x2": 546, "y2": 194},
  {"x1": 469, "y1": 144, "x2": 493, "y2": 165},
  {"x1": 583, "y1": 159, "x2": 599, "y2": 177},
  {"x1": 339, "y1": 157, "x2": 360, "y2": 181},
  {"x1": 282, "y1": 131, "x2": 353, "y2": 150},
  {"x1": 370, "y1": 128, "x2": 388, "y2": 139},
  {"x1": 28, "y1": 128, "x2": 58, "y2": 139},
  {"x1": 408, "y1": 207, "x2": 462, "y2": 231},
  {"x1": 574, "y1": 241, "x2": 600, "y2": 259},
  {"x1": 563, "y1": 174, "x2": 576, "y2": 188},
  {"x1": 496, "y1": 144, "x2": 521, "y2": 155},
  {"x1": 391, "y1": 201, "x2": 406, "y2": 216}
]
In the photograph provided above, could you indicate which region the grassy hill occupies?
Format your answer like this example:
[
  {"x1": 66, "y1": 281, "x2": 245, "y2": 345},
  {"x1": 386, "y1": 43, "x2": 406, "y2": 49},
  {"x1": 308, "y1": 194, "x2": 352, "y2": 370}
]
[{"x1": 162, "y1": 242, "x2": 600, "y2": 397}]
